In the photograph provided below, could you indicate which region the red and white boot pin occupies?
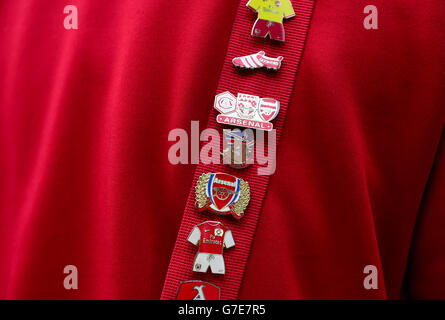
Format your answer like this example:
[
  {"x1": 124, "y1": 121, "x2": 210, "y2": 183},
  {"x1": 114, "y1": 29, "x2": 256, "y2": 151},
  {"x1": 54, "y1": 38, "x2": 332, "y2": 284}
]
[{"x1": 232, "y1": 51, "x2": 283, "y2": 71}]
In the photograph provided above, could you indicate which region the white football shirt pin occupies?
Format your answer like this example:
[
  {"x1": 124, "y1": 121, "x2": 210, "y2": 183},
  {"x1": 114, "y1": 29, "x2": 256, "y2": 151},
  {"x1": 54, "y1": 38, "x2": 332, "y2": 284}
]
[
  {"x1": 176, "y1": 280, "x2": 221, "y2": 300},
  {"x1": 232, "y1": 51, "x2": 284, "y2": 71},
  {"x1": 195, "y1": 172, "x2": 250, "y2": 219},
  {"x1": 187, "y1": 221, "x2": 235, "y2": 275},
  {"x1": 222, "y1": 129, "x2": 254, "y2": 169},
  {"x1": 247, "y1": 0, "x2": 295, "y2": 42},
  {"x1": 214, "y1": 91, "x2": 279, "y2": 131}
]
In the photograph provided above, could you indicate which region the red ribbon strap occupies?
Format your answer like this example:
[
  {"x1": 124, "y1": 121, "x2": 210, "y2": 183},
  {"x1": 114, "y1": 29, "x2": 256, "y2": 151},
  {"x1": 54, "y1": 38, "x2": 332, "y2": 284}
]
[{"x1": 161, "y1": 0, "x2": 315, "y2": 300}]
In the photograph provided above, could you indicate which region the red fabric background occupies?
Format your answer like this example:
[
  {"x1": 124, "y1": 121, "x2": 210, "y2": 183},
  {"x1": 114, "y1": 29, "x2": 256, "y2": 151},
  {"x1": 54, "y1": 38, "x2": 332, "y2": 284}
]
[
  {"x1": 161, "y1": 0, "x2": 315, "y2": 300},
  {"x1": 0, "y1": 0, "x2": 444, "y2": 299}
]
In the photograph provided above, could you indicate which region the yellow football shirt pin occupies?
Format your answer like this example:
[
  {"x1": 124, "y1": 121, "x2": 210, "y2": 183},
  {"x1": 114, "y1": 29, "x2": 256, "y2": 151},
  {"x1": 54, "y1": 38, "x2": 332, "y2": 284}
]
[
  {"x1": 247, "y1": 0, "x2": 295, "y2": 42},
  {"x1": 195, "y1": 173, "x2": 250, "y2": 219}
]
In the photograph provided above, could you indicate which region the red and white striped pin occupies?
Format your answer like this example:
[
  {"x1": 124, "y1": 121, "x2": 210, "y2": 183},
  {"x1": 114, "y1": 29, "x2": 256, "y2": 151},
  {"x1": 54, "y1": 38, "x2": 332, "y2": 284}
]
[{"x1": 232, "y1": 51, "x2": 283, "y2": 71}]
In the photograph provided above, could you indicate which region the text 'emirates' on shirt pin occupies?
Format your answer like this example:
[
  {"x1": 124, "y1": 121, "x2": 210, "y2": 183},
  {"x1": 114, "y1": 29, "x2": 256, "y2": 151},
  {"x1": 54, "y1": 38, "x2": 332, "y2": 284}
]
[
  {"x1": 195, "y1": 172, "x2": 250, "y2": 219},
  {"x1": 233, "y1": 51, "x2": 283, "y2": 71},
  {"x1": 187, "y1": 221, "x2": 235, "y2": 275}
]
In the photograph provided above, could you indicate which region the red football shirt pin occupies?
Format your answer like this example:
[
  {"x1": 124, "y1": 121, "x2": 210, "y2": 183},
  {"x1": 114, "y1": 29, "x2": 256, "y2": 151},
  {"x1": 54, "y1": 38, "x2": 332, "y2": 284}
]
[
  {"x1": 247, "y1": 0, "x2": 295, "y2": 42},
  {"x1": 222, "y1": 129, "x2": 254, "y2": 169},
  {"x1": 195, "y1": 172, "x2": 250, "y2": 219},
  {"x1": 176, "y1": 280, "x2": 221, "y2": 300},
  {"x1": 187, "y1": 221, "x2": 235, "y2": 274},
  {"x1": 214, "y1": 91, "x2": 280, "y2": 131},
  {"x1": 232, "y1": 51, "x2": 284, "y2": 71}
]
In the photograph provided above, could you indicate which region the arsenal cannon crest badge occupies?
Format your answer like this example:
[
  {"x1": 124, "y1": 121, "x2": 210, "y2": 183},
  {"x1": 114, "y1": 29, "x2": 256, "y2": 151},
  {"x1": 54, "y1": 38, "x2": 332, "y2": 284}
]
[
  {"x1": 214, "y1": 91, "x2": 280, "y2": 131},
  {"x1": 195, "y1": 173, "x2": 250, "y2": 219}
]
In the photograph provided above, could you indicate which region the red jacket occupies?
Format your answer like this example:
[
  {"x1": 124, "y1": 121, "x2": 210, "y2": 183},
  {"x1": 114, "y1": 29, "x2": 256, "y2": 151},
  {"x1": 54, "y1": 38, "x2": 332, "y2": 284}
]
[{"x1": 0, "y1": 0, "x2": 444, "y2": 299}]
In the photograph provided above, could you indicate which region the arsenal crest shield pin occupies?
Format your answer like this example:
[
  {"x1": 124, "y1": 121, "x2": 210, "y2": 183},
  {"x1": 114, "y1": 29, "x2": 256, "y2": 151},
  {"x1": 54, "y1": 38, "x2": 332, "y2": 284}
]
[
  {"x1": 176, "y1": 280, "x2": 221, "y2": 300},
  {"x1": 214, "y1": 91, "x2": 279, "y2": 131},
  {"x1": 195, "y1": 173, "x2": 250, "y2": 219}
]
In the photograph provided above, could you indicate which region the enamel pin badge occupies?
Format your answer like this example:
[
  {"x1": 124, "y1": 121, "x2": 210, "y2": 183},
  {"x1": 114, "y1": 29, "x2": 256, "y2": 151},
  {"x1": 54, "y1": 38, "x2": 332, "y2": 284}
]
[
  {"x1": 247, "y1": 0, "x2": 295, "y2": 42},
  {"x1": 176, "y1": 280, "x2": 221, "y2": 300},
  {"x1": 187, "y1": 221, "x2": 235, "y2": 274},
  {"x1": 232, "y1": 51, "x2": 283, "y2": 71},
  {"x1": 195, "y1": 172, "x2": 250, "y2": 219},
  {"x1": 214, "y1": 91, "x2": 279, "y2": 131},
  {"x1": 222, "y1": 129, "x2": 254, "y2": 169}
]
